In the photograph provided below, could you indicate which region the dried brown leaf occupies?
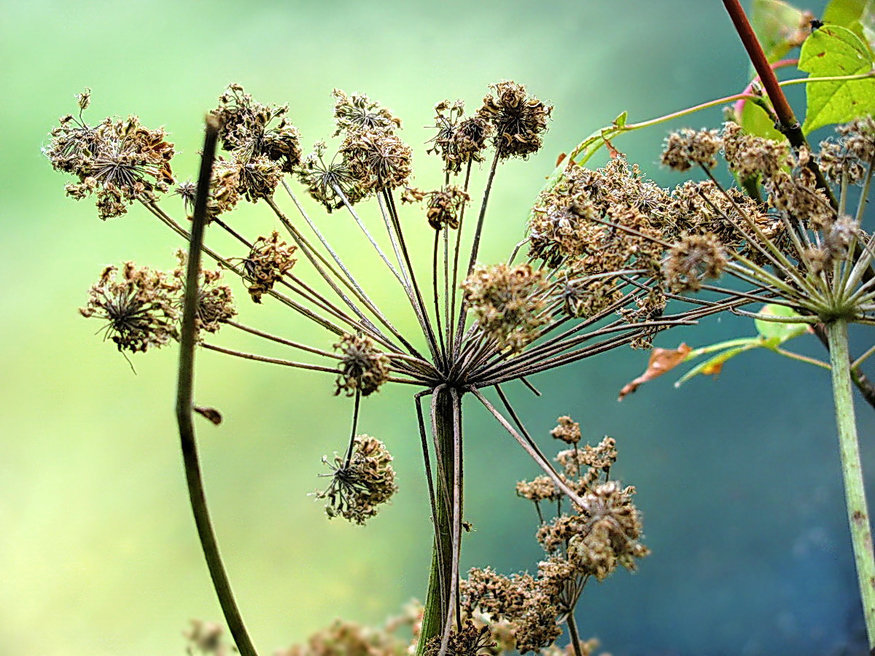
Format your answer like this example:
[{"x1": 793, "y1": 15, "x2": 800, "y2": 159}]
[{"x1": 618, "y1": 343, "x2": 692, "y2": 400}]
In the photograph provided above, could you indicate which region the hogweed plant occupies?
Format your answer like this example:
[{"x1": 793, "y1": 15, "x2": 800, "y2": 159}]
[
  {"x1": 47, "y1": 0, "x2": 875, "y2": 653},
  {"x1": 49, "y1": 79, "x2": 733, "y2": 656}
]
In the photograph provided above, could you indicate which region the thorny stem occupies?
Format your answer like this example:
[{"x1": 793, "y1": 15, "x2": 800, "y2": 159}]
[
  {"x1": 176, "y1": 116, "x2": 259, "y2": 656},
  {"x1": 827, "y1": 319, "x2": 875, "y2": 650}
]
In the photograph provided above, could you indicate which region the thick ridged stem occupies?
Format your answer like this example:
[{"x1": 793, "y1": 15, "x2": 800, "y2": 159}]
[
  {"x1": 416, "y1": 389, "x2": 457, "y2": 656},
  {"x1": 827, "y1": 319, "x2": 875, "y2": 650}
]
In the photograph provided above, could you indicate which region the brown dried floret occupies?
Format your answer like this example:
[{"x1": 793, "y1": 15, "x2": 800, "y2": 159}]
[
  {"x1": 295, "y1": 141, "x2": 367, "y2": 211},
  {"x1": 662, "y1": 232, "x2": 728, "y2": 292},
  {"x1": 175, "y1": 159, "x2": 242, "y2": 222},
  {"x1": 317, "y1": 435, "x2": 397, "y2": 525},
  {"x1": 172, "y1": 251, "x2": 236, "y2": 334},
  {"x1": 550, "y1": 416, "x2": 581, "y2": 445},
  {"x1": 184, "y1": 618, "x2": 234, "y2": 656},
  {"x1": 47, "y1": 109, "x2": 175, "y2": 219},
  {"x1": 244, "y1": 231, "x2": 296, "y2": 302},
  {"x1": 556, "y1": 436, "x2": 617, "y2": 478},
  {"x1": 554, "y1": 272, "x2": 623, "y2": 320},
  {"x1": 210, "y1": 83, "x2": 302, "y2": 171},
  {"x1": 460, "y1": 569, "x2": 560, "y2": 654},
  {"x1": 462, "y1": 263, "x2": 548, "y2": 353},
  {"x1": 722, "y1": 121, "x2": 790, "y2": 179},
  {"x1": 341, "y1": 128, "x2": 413, "y2": 193},
  {"x1": 428, "y1": 100, "x2": 492, "y2": 174},
  {"x1": 425, "y1": 186, "x2": 470, "y2": 230},
  {"x1": 275, "y1": 616, "x2": 406, "y2": 656},
  {"x1": 837, "y1": 115, "x2": 875, "y2": 163},
  {"x1": 765, "y1": 167, "x2": 835, "y2": 229},
  {"x1": 334, "y1": 333, "x2": 391, "y2": 397},
  {"x1": 530, "y1": 159, "x2": 667, "y2": 270},
  {"x1": 516, "y1": 475, "x2": 561, "y2": 503},
  {"x1": 332, "y1": 89, "x2": 402, "y2": 137},
  {"x1": 478, "y1": 81, "x2": 551, "y2": 160},
  {"x1": 423, "y1": 622, "x2": 497, "y2": 656},
  {"x1": 80, "y1": 262, "x2": 181, "y2": 353},
  {"x1": 661, "y1": 128, "x2": 722, "y2": 171},
  {"x1": 569, "y1": 481, "x2": 649, "y2": 580},
  {"x1": 235, "y1": 153, "x2": 284, "y2": 202}
]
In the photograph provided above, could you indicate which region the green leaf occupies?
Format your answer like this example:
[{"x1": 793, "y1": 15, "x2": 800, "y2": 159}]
[
  {"x1": 741, "y1": 98, "x2": 786, "y2": 140},
  {"x1": 675, "y1": 341, "x2": 759, "y2": 388},
  {"x1": 799, "y1": 24, "x2": 875, "y2": 133},
  {"x1": 824, "y1": 0, "x2": 875, "y2": 47},
  {"x1": 752, "y1": 0, "x2": 810, "y2": 62},
  {"x1": 754, "y1": 304, "x2": 810, "y2": 340}
]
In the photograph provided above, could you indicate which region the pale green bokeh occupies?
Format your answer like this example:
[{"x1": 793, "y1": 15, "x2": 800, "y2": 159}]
[{"x1": 3, "y1": 1, "x2": 870, "y2": 655}]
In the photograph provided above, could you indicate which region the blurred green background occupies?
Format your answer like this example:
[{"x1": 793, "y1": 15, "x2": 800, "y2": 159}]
[{"x1": 3, "y1": 1, "x2": 874, "y2": 654}]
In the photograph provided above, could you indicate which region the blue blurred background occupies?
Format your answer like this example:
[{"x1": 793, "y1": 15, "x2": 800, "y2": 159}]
[{"x1": 3, "y1": 1, "x2": 874, "y2": 654}]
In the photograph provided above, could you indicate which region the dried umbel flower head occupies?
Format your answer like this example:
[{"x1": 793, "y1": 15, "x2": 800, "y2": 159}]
[
  {"x1": 80, "y1": 262, "x2": 181, "y2": 353},
  {"x1": 47, "y1": 109, "x2": 175, "y2": 219},
  {"x1": 462, "y1": 263, "x2": 547, "y2": 352},
  {"x1": 173, "y1": 251, "x2": 236, "y2": 334},
  {"x1": 428, "y1": 100, "x2": 491, "y2": 174},
  {"x1": 332, "y1": 89, "x2": 402, "y2": 136},
  {"x1": 423, "y1": 622, "x2": 497, "y2": 656},
  {"x1": 660, "y1": 127, "x2": 722, "y2": 171},
  {"x1": 721, "y1": 121, "x2": 791, "y2": 179},
  {"x1": 425, "y1": 186, "x2": 470, "y2": 230},
  {"x1": 662, "y1": 232, "x2": 728, "y2": 293},
  {"x1": 515, "y1": 475, "x2": 560, "y2": 503},
  {"x1": 340, "y1": 128, "x2": 413, "y2": 194},
  {"x1": 295, "y1": 141, "x2": 367, "y2": 211},
  {"x1": 478, "y1": 81, "x2": 552, "y2": 160},
  {"x1": 211, "y1": 83, "x2": 302, "y2": 172},
  {"x1": 334, "y1": 333, "x2": 390, "y2": 397},
  {"x1": 244, "y1": 230, "x2": 296, "y2": 302},
  {"x1": 317, "y1": 435, "x2": 397, "y2": 525},
  {"x1": 550, "y1": 416, "x2": 581, "y2": 445}
]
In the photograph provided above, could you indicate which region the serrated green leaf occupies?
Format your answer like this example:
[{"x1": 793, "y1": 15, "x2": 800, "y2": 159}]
[
  {"x1": 799, "y1": 24, "x2": 875, "y2": 133},
  {"x1": 754, "y1": 303, "x2": 810, "y2": 340},
  {"x1": 753, "y1": 0, "x2": 809, "y2": 62}
]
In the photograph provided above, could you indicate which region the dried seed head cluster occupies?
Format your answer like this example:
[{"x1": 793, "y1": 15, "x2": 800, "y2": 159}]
[
  {"x1": 80, "y1": 262, "x2": 181, "y2": 352},
  {"x1": 80, "y1": 255, "x2": 236, "y2": 354},
  {"x1": 478, "y1": 81, "x2": 552, "y2": 160},
  {"x1": 462, "y1": 264, "x2": 547, "y2": 352},
  {"x1": 47, "y1": 110, "x2": 175, "y2": 219},
  {"x1": 425, "y1": 185, "x2": 470, "y2": 230},
  {"x1": 173, "y1": 251, "x2": 236, "y2": 334},
  {"x1": 184, "y1": 619, "x2": 234, "y2": 656},
  {"x1": 466, "y1": 432, "x2": 645, "y2": 653},
  {"x1": 317, "y1": 435, "x2": 397, "y2": 525},
  {"x1": 722, "y1": 121, "x2": 791, "y2": 179},
  {"x1": 423, "y1": 621, "x2": 497, "y2": 656},
  {"x1": 211, "y1": 83, "x2": 302, "y2": 173},
  {"x1": 662, "y1": 232, "x2": 728, "y2": 293},
  {"x1": 428, "y1": 100, "x2": 492, "y2": 174},
  {"x1": 244, "y1": 231, "x2": 297, "y2": 302},
  {"x1": 334, "y1": 333, "x2": 391, "y2": 397},
  {"x1": 550, "y1": 416, "x2": 581, "y2": 445},
  {"x1": 296, "y1": 141, "x2": 367, "y2": 211},
  {"x1": 660, "y1": 127, "x2": 722, "y2": 171}
]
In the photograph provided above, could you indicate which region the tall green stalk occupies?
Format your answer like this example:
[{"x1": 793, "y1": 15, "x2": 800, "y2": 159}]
[
  {"x1": 417, "y1": 389, "x2": 457, "y2": 655},
  {"x1": 827, "y1": 319, "x2": 875, "y2": 649}
]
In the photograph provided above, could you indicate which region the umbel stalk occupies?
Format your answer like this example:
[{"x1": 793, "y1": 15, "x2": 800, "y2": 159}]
[
  {"x1": 828, "y1": 319, "x2": 875, "y2": 651},
  {"x1": 177, "y1": 116, "x2": 259, "y2": 656},
  {"x1": 418, "y1": 389, "x2": 461, "y2": 655}
]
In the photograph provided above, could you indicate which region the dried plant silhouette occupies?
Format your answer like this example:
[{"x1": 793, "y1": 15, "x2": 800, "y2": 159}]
[{"x1": 46, "y1": 0, "x2": 875, "y2": 654}]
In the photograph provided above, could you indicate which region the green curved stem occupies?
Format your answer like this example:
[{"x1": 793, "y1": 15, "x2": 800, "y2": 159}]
[
  {"x1": 827, "y1": 319, "x2": 875, "y2": 650},
  {"x1": 177, "y1": 116, "x2": 259, "y2": 656}
]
